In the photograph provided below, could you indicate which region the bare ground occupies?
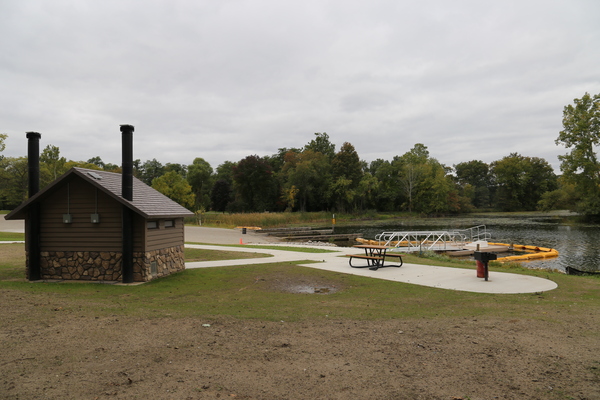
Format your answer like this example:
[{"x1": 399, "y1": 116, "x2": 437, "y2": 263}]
[{"x1": 2, "y1": 287, "x2": 599, "y2": 400}]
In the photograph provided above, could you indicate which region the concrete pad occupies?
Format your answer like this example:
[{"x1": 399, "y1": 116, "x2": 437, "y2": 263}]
[
  {"x1": 0, "y1": 218, "x2": 24, "y2": 233},
  {"x1": 185, "y1": 226, "x2": 281, "y2": 245},
  {"x1": 185, "y1": 244, "x2": 558, "y2": 294}
]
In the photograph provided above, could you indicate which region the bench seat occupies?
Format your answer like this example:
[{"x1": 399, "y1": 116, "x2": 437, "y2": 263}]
[
  {"x1": 384, "y1": 253, "x2": 403, "y2": 266},
  {"x1": 346, "y1": 254, "x2": 384, "y2": 269},
  {"x1": 346, "y1": 254, "x2": 383, "y2": 260}
]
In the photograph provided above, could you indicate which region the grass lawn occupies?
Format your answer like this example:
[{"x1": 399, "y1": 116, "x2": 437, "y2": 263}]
[
  {"x1": 0, "y1": 231, "x2": 24, "y2": 242},
  {"x1": 1, "y1": 242, "x2": 599, "y2": 323}
]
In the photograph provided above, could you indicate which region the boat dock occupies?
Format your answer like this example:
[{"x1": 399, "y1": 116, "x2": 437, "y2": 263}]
[{"x1": 372, "y1": 225, "x2": 491, "y2": 252}]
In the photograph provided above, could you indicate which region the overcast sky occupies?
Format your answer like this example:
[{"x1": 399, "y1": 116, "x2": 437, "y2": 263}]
[{"x1": 1, "y1": 0, "x2": 599, "y2": 172}]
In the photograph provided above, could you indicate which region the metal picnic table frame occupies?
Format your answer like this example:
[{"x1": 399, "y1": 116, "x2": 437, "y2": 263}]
[{"x1": 347, "y1": 244, "x2": 403, "y2": 271}]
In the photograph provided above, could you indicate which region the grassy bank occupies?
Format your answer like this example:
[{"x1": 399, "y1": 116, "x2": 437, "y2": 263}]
[
  {"x1": 188, "y1": 209, "x2": 578, "y2": 230},
  {"x1": 187, "y1": 210, "x2": 430, "y2": 229},
  {"x1": 0, "y1": 231, "x2": 24, "y2": 241},
  {"x1": 190, "y1": 211, "x2": 333, "y2": 228},
  {"x1": 1, "y1": 242, "x2": 598, "y2": 323}
]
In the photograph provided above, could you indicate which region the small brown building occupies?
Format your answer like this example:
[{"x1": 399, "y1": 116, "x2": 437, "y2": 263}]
[{"x1": 5, "y1": 167, "x2": 194, "y2": 282}]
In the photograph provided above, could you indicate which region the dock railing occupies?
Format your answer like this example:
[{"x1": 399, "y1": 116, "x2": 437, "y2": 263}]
[
  {"x1": 375, "y1": 225, "x2": 490, "y2": 252},
  {"x1": 459, "y1": 225, "x2": 491, "y2": 242}
]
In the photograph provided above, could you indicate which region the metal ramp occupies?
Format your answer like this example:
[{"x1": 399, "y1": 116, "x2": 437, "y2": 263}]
[{"x1": 375, "y1": 225, "x2": 491, "y2": 252}]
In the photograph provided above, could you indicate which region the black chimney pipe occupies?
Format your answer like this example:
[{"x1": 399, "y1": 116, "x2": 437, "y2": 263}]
[
  {"x1": 120, "y1": 124, "x2": 134, "y2": 201},
  {"x1": 27, "y1": 132, "x2": 41, "y2": 197},
  {"x1": 120, "y1": 125, "x2": 134, "y2": 283},
  {"x1": 26, "y1": 132, "x2": 41, "y2": 281}
]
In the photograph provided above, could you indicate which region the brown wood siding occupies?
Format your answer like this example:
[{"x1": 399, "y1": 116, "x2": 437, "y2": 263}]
[
  {"x1": 39, "y1": 176, "x2": 125, "y2": 252},
  {"x1": 145, "y1": 218, "x2": 185, "y2": 251},
  {"x1": 36, "y1": 175, "x2": 182, "y2": 253},
  {"x1": 133, "y1": 213, "x2": 145, "y2": 252}
]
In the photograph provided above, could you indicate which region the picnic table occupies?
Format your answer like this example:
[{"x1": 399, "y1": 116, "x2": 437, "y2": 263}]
[{"x1": 347, "y1": 244, "x2": 403, "y2": 271}]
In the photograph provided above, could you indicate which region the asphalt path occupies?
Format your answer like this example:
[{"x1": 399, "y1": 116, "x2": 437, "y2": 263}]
[
  {"x1": 0, "y1": 218, "x2": 23, "y2": 233},
  {"x1": 184, "y1": 226, "x2": 282, "y2": 245}
]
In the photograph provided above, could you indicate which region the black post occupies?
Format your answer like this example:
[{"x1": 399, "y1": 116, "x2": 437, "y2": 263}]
[
  {"x1": 484, "y1": 261, "x2": 489, "y2": 281},
  {"x1": 121, "y1": 125, "x2": 134, "y2": 202},
  {"x1": 120, "y1": 125, "x2": 134, "y2": 283},
  {"x1": 27, "y1": 132, "x2": 41, "y2": 197},
  {"x1": 26, "y1": 132, "x2": 41, "y2": 280}
]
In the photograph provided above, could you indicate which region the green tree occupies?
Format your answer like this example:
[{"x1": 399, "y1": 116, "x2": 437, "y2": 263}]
[
  {"x1": 104, "y1": 163, "x2": 121, "y2": 172},
  {"x1": 187, "y1": 157, "x2": 213, "y2": 210},
  {"x1": 395, "y1": 144, "x2": 431, "y2": 212},
  {"x1": 332, "y1": 142, "x2": 362, "y2": 186},
  {"x1": 0, "y1": 156, "x2": 28, "y2": 207},
  {"x1": 416, "y1": 162, "x2": 455, "y2": 214},
  {"x1": 0, "y1": 134, "x2": 7, "y2": 207},
  {"x1": 454, "y1": 160, "x2": 492, "y2": 208},
  {"x1": 210, "y1": 179, "x2": 232, "y2": 211},
  {"x1": 391, "y1": 144, "x2": 469, "y2": 214},
  {"x1": 491, "y1": 153, "x2": 557, "y2": 211},
  {"x1": 139, "y1": 159, "x2": 165, "y2": 185},
  {"x1": 369, "y1": 159, "x2": 401, "y2": 211},
  {"x1": 232, "y1": 155, "x2": 277, "y2": 211},
  {"x1": 215, "y1": 161, "x2": 236, "y2": 184},
  {"x1": 537, "y1": 177, "x2": 577, "y2": 211},
  {"x1": 282, "y1": 150, "x2": 331, "y2": 211},
  {"x1": 266, "y1": 147, "x2": 301, "y2": 173},
  {"x1": 151, "y1": 171, "x2": 195, "y2": 209},
  {"x1": 555, "y1": 92, "x2": 600, "y2": 214},
  {"x1": 40, "y1": 144, "x2": 67, "y2": 185},
  {"x1": 87, "y1": 156, "x2": 105, "y2": 169},
  {"x1": 0, "y1": 133, "x2": 7, "y2": 162},
  {"x1": 398, "y1": 163, "x2": 423, "y2": 213},
  {"x1": 356, "y1": 172, "x2": 380, "y2": 210},
  {"x1": 304, "y1": 132, "x2": 336, "y2": 159},
  {"x1": 87, "y1": 156, "x2": 121, "y2": 172},
  {"x1": 329, "y1": 176, "x2": 355, "y2": 213},
  {"x1": 329, "y1": 142, "x2": 363, "y2": 211},
  {"x1": 63, "y1": 161, "x2": 103, "y2": 170},
  {"x1": 164, "y1": 163, "x2": 187, "y2": 177}
]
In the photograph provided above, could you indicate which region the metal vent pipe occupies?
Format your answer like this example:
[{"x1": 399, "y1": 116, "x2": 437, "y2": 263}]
[
  {"x1": 26, "y1": 132, "x2": 41, "y2": 197},
  {"x1": 120, "y1": 124, "x2": 134, "y2": 201},
  {"x1": 120, "y1": 124, "x2": 134, "y2": 283},
  {"x1": 26, "y1": 132, "x2": 41, "y2": 281}
]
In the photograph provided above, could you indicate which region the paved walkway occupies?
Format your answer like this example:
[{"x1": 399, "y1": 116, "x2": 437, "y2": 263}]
[
  {"x1": 0, "y1": 218, "x2": 558, "y2": 294},
  {"x1": 186, "y1": 244, "x2": 558, "y2": 294}
]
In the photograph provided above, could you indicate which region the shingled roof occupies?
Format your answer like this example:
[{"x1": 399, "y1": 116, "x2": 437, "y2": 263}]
[{"x1": 5, "y1": 167, "x2": 194, "y2": 220}]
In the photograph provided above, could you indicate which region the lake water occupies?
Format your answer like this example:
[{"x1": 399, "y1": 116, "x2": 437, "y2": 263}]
[{"x1": 335, "y1": 212, "x2": 600, "y2": 273}]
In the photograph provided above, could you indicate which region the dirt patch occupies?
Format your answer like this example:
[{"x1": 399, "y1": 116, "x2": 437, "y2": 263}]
[
  {"x1": 1, "y1": 288, "x2": 599, "y2": 400},
  {"x1": 261, "y1": 273, "x2": 342, "y2": 294}
]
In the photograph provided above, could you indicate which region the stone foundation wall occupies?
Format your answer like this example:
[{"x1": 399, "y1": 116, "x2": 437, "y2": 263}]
[
  {"x1": 36, "y1": 245, "x2": 186, "y2": 282},
  {"x1": 133, "y1": 245, "x2": 186, "y2": 282}
]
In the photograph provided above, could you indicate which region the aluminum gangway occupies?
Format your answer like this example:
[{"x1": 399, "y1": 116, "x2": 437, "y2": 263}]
[{"x1": 374, "y1": 225, "x2": 491, "y2": 252}]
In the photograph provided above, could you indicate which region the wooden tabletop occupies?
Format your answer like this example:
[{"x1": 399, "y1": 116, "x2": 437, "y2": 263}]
[{"x1": 353, "y1": 244, "x2": 389, "y2": 249}]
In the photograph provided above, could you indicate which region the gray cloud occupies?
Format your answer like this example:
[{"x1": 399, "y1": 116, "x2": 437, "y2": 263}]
[{"x1": 1, "y1": 0, "x2": 599, "y2": 172}]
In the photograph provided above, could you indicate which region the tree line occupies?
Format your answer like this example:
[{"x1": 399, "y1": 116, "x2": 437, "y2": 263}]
[{"x1": 1, "y1": 92, "x2": 598, "y2": 216}]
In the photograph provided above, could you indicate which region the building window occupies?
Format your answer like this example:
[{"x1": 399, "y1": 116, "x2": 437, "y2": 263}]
[
  {"x1": 147, "y1": 221, "x2": 158, "y2": 229},
  {"x1": 164, "y1": 219, "x2": 175, "y2": 228}
]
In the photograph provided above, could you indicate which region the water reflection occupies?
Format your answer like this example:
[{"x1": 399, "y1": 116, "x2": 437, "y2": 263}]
[{"x1": 336, "y1": 215, "x2": 600, "y2": 273}]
